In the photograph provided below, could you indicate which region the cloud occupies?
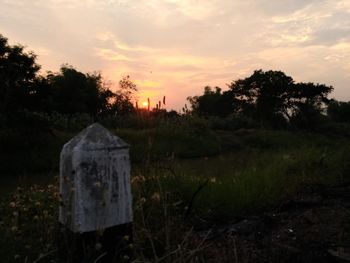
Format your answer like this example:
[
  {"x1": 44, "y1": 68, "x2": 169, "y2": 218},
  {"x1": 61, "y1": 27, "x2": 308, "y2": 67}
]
[
  {"x1": 2, "y1": 0, "x2": 350, "y2": 109},
  {"x1": 312, "y1": 28, "x2": 350, "y2": 45},
  {"x1": 254, "y1": 0, "x2": 327, "y2": 15},
  {"x1": 95, "y1": 48, "x2": 133, "y2": 61}
]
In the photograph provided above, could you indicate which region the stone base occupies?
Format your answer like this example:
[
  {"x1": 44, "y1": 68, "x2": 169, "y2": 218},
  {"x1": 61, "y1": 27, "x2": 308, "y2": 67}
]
[{"x1": 59, "y1": 223, "x2": 133, "y2": 263}]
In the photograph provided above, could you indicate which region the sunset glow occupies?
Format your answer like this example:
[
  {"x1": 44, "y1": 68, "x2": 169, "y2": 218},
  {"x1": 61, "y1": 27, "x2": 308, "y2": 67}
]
[{"x1": 1, "y1": 0, "x2": 350, "y2": 110}]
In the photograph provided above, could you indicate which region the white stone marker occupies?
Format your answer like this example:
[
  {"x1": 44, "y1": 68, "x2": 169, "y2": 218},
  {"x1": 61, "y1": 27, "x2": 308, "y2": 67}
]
[{"x1": 59, "y1": 123, "x2": 133, "y2": 233}]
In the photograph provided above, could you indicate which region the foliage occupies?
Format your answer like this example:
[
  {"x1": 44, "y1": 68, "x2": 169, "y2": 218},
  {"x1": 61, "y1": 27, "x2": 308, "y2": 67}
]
[
  {"x1": 110, "y1": 75, "x2": 137, "y2": 116},
  {"x1": 227, "y1": 70, "x2": 333, "y2": 126},
  {"x1": 0, "y1": 127, "x2": 73, "y2": 173},
  {"x1": 229, "y1": 70, "x2": 293, "y2": 122},
  {"x1": 188, "y1": 70, "x2": 333, "y2": 129},
  {"x1": 3, "y1": 109, "x2": 350, "y2": 174},
  {"x1": 0, "y1": 184, "x2": 60, "y2": 262},
  {"x1": 2, "y1": 138, "x2": 350, "y2": 261},
  {"x1": 0, "y1": 34, "x2": 139, "y2": 124},
  {"x1": 46, "y1": 65, "x2": 115, "y2": 117},
  {"x1": 116, "y1": 116, "x2": 221, "y2": 163},
  {"x1": 327, "y1": 100, "x2": 350, "y2": 123},
  {"x1": 0, "y1": 34, "x2": 41, "y2": 115},
  {"x1": 207, "y1": 113, "x2": 258, "y2": 131},
  {"x1": 187, "y1": 86, "x2": 233, "y2": 117}
]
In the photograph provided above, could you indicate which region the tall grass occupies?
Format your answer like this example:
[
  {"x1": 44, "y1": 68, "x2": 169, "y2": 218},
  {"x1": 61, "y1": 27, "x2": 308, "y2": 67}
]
[
  {"x1": 1, "y1": 139, "x2": 350, "y2": 262},
  {"x1": 2, "y1": 115, "x2": 350, "y2": 261}
]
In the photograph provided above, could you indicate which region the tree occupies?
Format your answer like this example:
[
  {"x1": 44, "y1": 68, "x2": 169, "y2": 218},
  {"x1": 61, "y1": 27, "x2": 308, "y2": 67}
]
[
  {"x1": 0, "y1": 34, "x2": 41, "y2": 114},
  {"x1": 228, "y1": 70, "x2": 294, "y2": 123},
  {"x1": 327, "y1": 100, "x2": 350, "y2": 123},
  {"x1": 288, "y1": 82, "x2": 333, "y2": 127},
  {"x1": 47, "y1": 65, "x2": 114, "y2": 116},
  {"x1": 227, "y1": 70, "x2": 333, "y2": 126},
  {"x1": 187, "y1": 86, "x2": 233, "y2": 117},
  {"x1": 110, "y1": 75, "x2": 137, "y2": 115}
]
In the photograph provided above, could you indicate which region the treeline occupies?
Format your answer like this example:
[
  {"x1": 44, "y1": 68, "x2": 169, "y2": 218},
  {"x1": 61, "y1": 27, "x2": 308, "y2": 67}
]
[
  {"x1": 188, "y1": 70, "x2": 350, "y2": 129},
  {"x1": 1, "y1": 33, "x2": 350, "y2": 131},
  {"x1": 0, "y1": 34, "x2": 145, "y2": 126}
]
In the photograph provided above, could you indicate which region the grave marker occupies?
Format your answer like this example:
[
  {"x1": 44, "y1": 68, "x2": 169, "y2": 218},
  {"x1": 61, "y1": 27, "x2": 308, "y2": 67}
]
[{"x1": 59, "y1": 123, "x2": 133, "y2": 261}]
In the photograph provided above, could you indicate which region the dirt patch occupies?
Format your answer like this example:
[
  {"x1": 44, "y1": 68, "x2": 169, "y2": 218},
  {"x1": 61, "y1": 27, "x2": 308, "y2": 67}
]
[{"x1": 202, "y1": 184, "x2": 350, "y2": 262}]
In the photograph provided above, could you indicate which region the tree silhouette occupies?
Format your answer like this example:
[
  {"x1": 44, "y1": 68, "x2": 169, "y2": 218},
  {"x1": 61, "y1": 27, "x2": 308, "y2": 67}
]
[
  {"x1": 327, "y1": 100, "x2": 350, "y2": 123},
  {"x1": 228, "y1": 70, "x2": 294, "y2": 123},
  {"x1": 47, "y1": 65, "x2": 114, "y2": 116},
  {"x1": 0, "y1": 34, "x2": 41, "y2": 114},
  {"x1": 110, "y1": 75, "x2": 137, "y2": 115},
  {"x1": 187, "y1": 86, "x2": 233, "y2": 117},
  {"x1": 227, "y1": 70, "x2": 333, "y2": 126}
]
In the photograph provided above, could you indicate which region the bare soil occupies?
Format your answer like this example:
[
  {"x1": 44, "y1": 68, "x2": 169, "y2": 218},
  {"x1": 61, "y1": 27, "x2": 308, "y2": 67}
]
[{"x1": 203, "y1": 184, "x2": 350, "y2": 262}]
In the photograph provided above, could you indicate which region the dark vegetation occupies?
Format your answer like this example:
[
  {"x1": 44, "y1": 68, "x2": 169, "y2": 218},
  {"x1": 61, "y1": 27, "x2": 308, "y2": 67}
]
[{"x1": 1, "y1": 34, "x2": 350, "y2": 262}]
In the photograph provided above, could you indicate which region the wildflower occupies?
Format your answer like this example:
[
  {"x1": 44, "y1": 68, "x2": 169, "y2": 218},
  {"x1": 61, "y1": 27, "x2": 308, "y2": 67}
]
[
  {"x1": 138, "y1": 197, "x2": 146, "y2": 205},
  {"x1": 131, "y1": 175, "x2": 146, "y2": 184},
  {"x1": 209, "y1": 177, "x2": 216, "y2": 183},
  {"x1": 9, "y1": 201, "x2": 16, "y2": 208},
  {"x1": 43, "y1": 210, "x2": 49, "y2": 218},
  {"x1": 123, "y1": 235, "x2": 130, "y2": 241},
  {"x1": 151, "y1": 192, "x2": 161, "y2": 202}
]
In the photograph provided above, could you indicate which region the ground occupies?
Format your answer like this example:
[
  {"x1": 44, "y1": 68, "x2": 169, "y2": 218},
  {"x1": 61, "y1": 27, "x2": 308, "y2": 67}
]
[{"x1": 203, "y1": 184, "x2": 350, "y2": 263}]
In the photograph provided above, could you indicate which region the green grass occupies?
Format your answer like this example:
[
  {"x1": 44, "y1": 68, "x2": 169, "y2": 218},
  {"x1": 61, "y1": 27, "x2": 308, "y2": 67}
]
[
  {"x1": 115, "y1": 123, "x2": 221, "y2": 162},
  {"x1": 141, "y1": 143, "x2": 350, "y2": 223},
  {"x1": 0, "y1": 129, "x2": 74, "y2": 174},
  {"x1": 1, "y1": 141, "x2": 350, "y2": 261},
  {"x1": 1, "y1": 114, "x2": 349, "y2": 174},
  {"x1": 2, "y1": 119, "x2": 350, "y2": 261}
]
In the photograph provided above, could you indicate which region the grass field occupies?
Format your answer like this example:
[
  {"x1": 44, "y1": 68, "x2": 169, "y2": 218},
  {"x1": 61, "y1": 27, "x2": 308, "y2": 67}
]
[{"x1": 1, "y1": 119, "x2": 350, "y2": 262}]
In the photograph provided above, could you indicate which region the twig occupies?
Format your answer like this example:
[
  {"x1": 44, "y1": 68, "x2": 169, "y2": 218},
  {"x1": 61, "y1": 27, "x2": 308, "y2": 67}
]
[
  {"x1": 32, "y1": 249, "x2": 57, "y2": 263},
  {"x1": 93, "y1": 252, "x2": 107, "y2": 263},
  {"x1": 185, "y1": 179, "x2": 209, "y2": 219},
  {"x1": 155, "y1": 247, "x2": 181, "y2": 263},
  {"x1": 233, "y1": 237, "x2": 238, "y2": 263}
]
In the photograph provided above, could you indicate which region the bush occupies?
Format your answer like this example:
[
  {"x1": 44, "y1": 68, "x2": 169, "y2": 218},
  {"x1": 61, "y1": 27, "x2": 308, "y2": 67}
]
[{"x1": 208, "y1": 114, "x2": 258, "y2": 131}]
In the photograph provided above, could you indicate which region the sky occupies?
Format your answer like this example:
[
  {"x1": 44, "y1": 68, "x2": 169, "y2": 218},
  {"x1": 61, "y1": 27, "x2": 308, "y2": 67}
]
[{"x1": 1, "y1": 0, "x2": 350, "y2": 110}]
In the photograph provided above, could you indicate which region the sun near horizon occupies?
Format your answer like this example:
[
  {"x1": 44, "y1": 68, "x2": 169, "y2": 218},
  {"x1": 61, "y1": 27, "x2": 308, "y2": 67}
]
[{"x1": 1, "y1": 0, "x2": 350, "y2": 110}]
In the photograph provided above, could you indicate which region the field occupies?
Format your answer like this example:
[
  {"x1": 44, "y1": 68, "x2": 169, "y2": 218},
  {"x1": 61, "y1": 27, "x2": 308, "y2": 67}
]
[{"x1": 1, "y1": 117, "x2": 350, "y2": 262}]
